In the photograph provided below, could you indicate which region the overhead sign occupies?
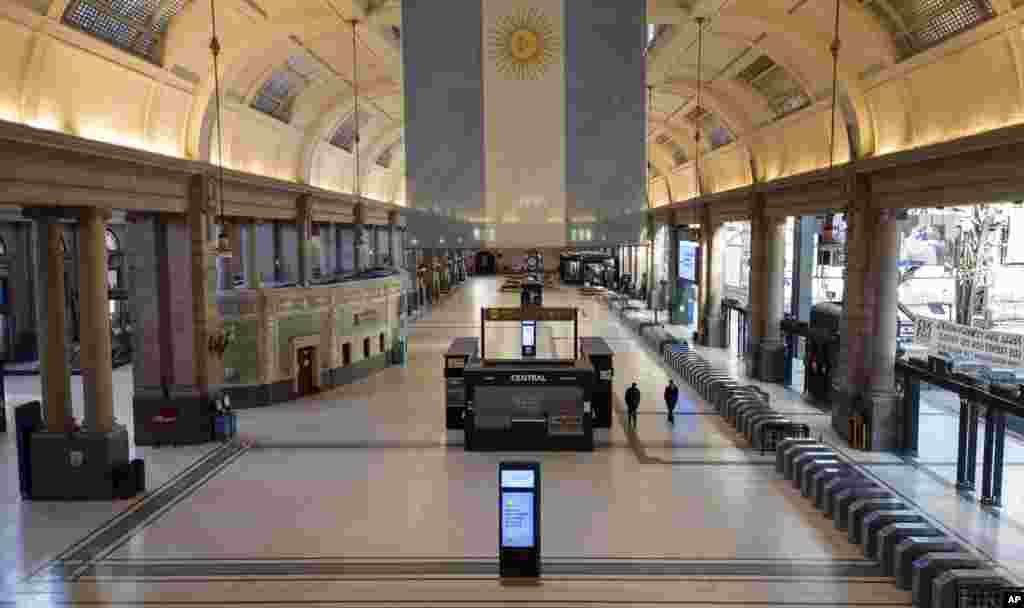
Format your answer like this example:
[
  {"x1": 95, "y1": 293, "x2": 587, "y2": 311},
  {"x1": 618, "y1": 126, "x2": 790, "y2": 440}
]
[
  {"x1": 484, "y1": 307, "x2": 575, "y2": 322},
  {"x1": 913, "y1": 317, "x2": 1024, "y2": 369}
]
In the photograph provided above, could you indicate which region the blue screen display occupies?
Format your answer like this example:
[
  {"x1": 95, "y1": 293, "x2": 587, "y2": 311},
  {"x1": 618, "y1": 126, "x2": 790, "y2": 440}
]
[
  {"x1": 501, "y1": 491, "x2": 535, "y2": 548},
  {"x1": 679, "y1": 241, "x2": 699, "y2": 282}
]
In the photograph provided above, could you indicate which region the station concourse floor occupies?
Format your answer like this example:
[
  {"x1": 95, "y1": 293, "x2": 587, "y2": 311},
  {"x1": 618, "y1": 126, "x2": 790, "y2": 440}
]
[{"x1": 0, "y1": 277, "x2": 1001, "y2": 606}]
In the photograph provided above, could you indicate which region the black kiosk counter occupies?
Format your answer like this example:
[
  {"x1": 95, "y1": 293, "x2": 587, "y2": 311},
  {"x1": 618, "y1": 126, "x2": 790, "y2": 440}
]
[
  {"x1": 448, "y1": 306, "x2": 613, "y2": 451},
  {"x1": 464, "y1": 360, "x2": 594, "y2": 452}
]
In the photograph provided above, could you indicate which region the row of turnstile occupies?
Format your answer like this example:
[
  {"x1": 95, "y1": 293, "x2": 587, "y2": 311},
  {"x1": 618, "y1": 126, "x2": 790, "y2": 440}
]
[{"x1": 663, "y1": 337, "x2": 1012, "y2": 607}]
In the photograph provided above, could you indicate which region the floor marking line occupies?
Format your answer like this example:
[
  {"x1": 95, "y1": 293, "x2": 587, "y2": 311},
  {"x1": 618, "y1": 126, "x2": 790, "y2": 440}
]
[{"x1": 22, "y1": 442, "x2": 234, "y2": 583}]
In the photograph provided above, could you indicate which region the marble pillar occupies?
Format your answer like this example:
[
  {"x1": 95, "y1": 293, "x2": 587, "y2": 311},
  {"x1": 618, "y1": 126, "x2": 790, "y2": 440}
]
[
  {"x1": 35, "y1": 218, "x2": 71, "y2": 432},
  {"x1": 78, "y1": 207, "x2": 114, "y2": 433},
  {"x1": 865, "y1": 209, "x2": 902, "y2": 450},
  {"x1": 297, "y1": 194, "x2": 312, "y2": 287},
  {"x1": 748, "y1": 193, "x2": 787, "y2": 381},
  {"x1": 703, "y1": 222, "x2": 726, "y2": 348},
  {"x1": 247, "y1": 220, "x2": 261, "y2": 289},
  {"x1": 354, "y1": 203, "x2": 368, "y2": 273}
]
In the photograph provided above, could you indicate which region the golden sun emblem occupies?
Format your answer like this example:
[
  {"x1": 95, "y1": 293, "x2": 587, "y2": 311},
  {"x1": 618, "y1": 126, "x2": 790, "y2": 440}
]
[{"x1": 488, "y1": 8, "x2": 560, "y2": 81}]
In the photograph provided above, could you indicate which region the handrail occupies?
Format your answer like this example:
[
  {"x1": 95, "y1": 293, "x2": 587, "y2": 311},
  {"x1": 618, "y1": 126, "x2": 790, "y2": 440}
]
[{"x1": 895, "y1": 360, "x2": 1024, "y2": 418}]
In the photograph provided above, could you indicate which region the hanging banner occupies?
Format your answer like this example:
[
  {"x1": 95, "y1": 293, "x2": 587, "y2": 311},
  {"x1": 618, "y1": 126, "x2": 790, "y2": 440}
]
[
  {"x1": 912, "y1": 317, "x2": 1024, "y2": 369},
  {"x1": 482, "y1": 0, "x2": 566, "y2": 248}
]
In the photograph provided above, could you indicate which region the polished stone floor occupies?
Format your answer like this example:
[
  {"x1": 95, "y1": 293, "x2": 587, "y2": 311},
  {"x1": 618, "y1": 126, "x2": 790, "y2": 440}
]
[{"x1": 0, "y1": 277, "x2": 1011, "y2": 605}]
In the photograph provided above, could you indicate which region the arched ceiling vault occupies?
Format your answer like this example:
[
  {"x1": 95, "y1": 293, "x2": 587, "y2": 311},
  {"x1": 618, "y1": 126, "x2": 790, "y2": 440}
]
[{"x1": 27, "y1": 0, "x2": 1004, "y2": 204}]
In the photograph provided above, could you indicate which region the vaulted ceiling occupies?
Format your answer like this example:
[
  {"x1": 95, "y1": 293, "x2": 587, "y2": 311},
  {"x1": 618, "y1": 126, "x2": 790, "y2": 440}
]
[{"x1": 7, "y1": 0, "x2": 1021, "y2": 207}]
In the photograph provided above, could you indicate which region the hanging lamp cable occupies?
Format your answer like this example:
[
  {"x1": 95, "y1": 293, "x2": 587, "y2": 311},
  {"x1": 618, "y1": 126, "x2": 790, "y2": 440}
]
[
  {"x1": 350, "y1": 19, "x2": 361, "y2": 200},
  {"x1": 828, "y1": 0, "x2": 841, "y2": 172},
  {"x1": 210, "y1": 0, "x2": 228, "y2": 250},
  {"x1": 695, "y1": 17, "x2": 704, "y2": 195}
]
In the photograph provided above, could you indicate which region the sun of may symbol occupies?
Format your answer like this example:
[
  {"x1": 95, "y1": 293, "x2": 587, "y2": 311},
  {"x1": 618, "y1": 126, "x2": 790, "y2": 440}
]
[{"x1": 488, "y1": 8, "x2": 560, "y2": 81}]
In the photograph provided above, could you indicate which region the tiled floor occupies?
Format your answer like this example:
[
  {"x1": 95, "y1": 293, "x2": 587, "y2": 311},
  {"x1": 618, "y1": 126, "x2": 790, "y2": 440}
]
[{"x1": 0, "y1": 277, "x2": 966, "y2": 605}]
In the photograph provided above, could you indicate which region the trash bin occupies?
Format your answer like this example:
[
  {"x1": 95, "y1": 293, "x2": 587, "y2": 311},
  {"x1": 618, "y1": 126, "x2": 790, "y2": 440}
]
[{"x1": 15, "y1": 401, "x2": 43, "y2": 499}]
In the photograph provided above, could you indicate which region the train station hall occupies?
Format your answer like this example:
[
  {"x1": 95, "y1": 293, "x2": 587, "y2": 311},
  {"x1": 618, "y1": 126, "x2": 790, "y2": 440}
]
[{"x1": 3, "y1": 0, "x2": 1024, "y2": 606}]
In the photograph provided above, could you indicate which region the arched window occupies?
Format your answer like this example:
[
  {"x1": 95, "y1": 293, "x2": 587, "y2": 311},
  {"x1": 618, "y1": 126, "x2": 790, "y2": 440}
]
[{"x1": 105, "y1": 229, "x2": 119, "y2": 252}]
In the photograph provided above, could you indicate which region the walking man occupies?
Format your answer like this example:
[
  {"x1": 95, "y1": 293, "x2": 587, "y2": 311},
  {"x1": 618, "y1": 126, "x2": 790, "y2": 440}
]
[
  {"x1": 664, "y1": 379, "x2": 679, "y2": 425},
  {"x1": 625, "y1": 382, "x2": 641, "y2": 430}
]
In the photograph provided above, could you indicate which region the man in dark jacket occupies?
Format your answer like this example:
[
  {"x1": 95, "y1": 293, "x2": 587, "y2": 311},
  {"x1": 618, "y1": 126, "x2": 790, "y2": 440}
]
[
  {"x1": 664, "y1": 380, "x2": 679, "y2": 424},
  {"x1": 624, "y1": 383, "x2": 640, "y2": 429}
]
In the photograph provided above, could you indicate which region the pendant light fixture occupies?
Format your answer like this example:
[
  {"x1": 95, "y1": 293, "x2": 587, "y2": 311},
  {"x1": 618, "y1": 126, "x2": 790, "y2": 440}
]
[{"x1": 209, "y1": 0, "x2": 231, "y2": 258}]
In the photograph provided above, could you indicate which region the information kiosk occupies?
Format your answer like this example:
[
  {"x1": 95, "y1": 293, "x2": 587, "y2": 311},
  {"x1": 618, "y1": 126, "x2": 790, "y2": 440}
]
[{"x1": 499, "y1": 462, "x2": 541, "y2": 578}]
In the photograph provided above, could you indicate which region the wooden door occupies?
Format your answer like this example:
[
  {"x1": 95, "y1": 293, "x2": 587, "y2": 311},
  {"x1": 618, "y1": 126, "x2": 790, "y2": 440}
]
[{"x1": 297, "y1": 346, "x2": 316, "y2": 396}]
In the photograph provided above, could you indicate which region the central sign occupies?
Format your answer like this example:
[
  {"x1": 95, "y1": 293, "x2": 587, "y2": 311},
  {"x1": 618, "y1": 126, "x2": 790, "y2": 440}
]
[
  {"x1": 484, "y1": 306, "x2": 575, "y2": 322},
  {"x1": 510, "y1": 374, "x2": 546, "y2": 383}
]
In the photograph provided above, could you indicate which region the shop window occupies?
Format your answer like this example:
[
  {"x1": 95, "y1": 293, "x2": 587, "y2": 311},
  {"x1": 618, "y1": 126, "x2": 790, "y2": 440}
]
[
  {"x1": 363, "y1": 337, "x2": 371, "y2": 358},
  {"x1": 342, "y1": 343, "x2": 351, "y2": 366},
  {"x1": 379, "y1": 332, "x2": 385, "y2": 353}
]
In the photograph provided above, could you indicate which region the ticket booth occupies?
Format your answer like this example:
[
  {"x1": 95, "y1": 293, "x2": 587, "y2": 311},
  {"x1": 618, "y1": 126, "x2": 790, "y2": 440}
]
[{"x1": 444, "y1": 337, "x2": 479, "y2": 429}]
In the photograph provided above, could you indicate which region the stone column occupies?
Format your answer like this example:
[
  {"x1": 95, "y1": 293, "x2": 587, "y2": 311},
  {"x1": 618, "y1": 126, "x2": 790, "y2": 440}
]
[
  {"x1": 865, "y1": 208, "x2": 902, "y2": 450},
  {"x1": 272, "y1": 221, "x2": 283, "y2": 282},
  {"x1": 227, "y1": 220, "x2": 243, "y2": 287},
  {"x1": 389, "y1": 211, "x2": 400, "y2": 269},
  {"x1": 354, "y1": 203, "x2": 368, "y2": 272},
  {"x1": 703, "y1": 222, "x2": 726, "y2": 347},
  {"x1": 297, "y1": 194, "x2": 313, "y2": 287},
  {"x1": 35, "y1": 217, "x2": 71, "y2": 432},
  {"x1": 78, "y1": 206, "x2": 114, "y2": 433},
  {"x1": 833, "y1": 174, "x2": 871, "y2": 434},
  {"x1": 748, "y1": 193, "x2": 787, "y2": 381},
  {"x1": 667, "y1": 221, "x2": 680, "y2": 324},
  {"x1": 246, "y1": 220, "x2": 261, "y2": 289}
]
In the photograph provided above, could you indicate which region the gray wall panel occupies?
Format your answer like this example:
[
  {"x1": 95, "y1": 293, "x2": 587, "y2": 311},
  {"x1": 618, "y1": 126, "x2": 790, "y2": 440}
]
[
  {"x1": 566, "y1": 0, "x2": 647, "y2": 238},
  {"x1": 402, "y1": 0, "x2": 484, "y2": 218}
]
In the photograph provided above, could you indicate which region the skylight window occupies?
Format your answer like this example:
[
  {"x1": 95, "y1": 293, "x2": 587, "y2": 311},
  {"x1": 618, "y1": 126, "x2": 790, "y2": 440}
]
[
  {"x1": 655, "y1": 133, "x2": 688, "y2": 166},
  {"x1": 861, "y1": 0, "x2": 995, "y2": 58},
  {"x1": 330, "y1": 110, "x2": 372, "y2": 152},
  {"x1": 250, "y1": 54, "x2": 322, "y2": 123},
  {"x1": 63, "y1": 0, "x2": 187, "y2": 64}
]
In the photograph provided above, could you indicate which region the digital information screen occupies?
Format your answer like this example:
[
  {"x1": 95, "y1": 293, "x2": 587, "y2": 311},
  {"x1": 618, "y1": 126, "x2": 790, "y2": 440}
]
[
  {"x1": 679, "y1": 240, "x2": 700, "y2": 282},
  {"x1": 520, "y1": 319, "x2": 536, "y2": 348},
  {"x1": 500, "y1": 470, "x2": 536, "y2": 549}
]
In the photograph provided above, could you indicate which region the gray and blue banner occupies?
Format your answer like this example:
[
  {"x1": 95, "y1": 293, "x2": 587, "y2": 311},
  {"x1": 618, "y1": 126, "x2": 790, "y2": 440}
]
[{"x1": 403, "y1": 0, "x2": 646, "y2": 248}]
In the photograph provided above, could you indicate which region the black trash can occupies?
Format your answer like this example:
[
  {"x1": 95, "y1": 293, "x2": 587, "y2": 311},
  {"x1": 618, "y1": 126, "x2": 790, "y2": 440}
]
[
  {"x1": 132, "y1": 458, "x2": 146, "y2": 494},
  {"x1": 15, "y1": 401, "x2": 43, "y2": 499},
  {"x1": 112, "y1": 462, "x2": 135, "y2": 499}
]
